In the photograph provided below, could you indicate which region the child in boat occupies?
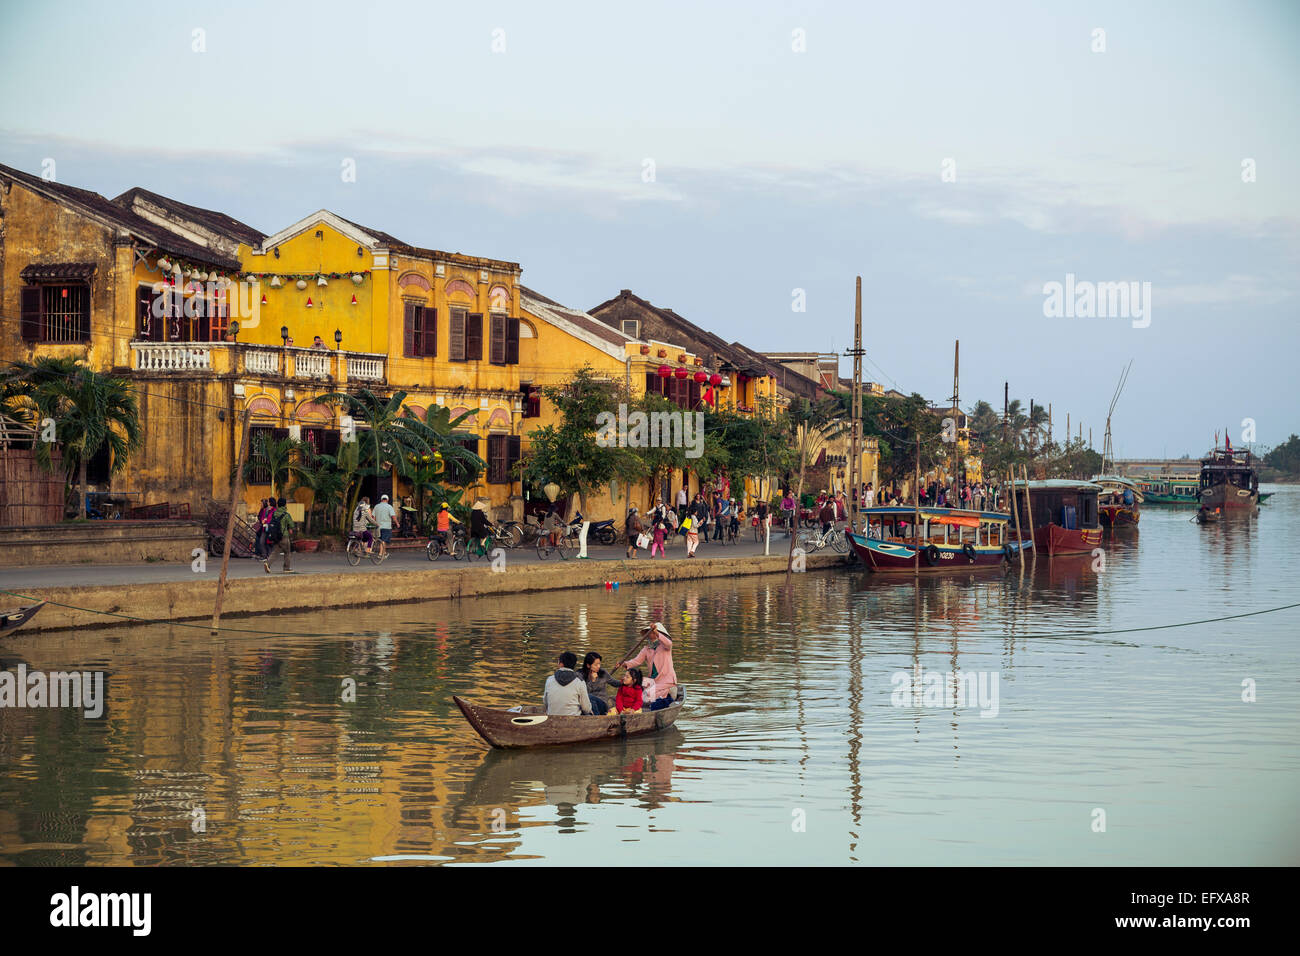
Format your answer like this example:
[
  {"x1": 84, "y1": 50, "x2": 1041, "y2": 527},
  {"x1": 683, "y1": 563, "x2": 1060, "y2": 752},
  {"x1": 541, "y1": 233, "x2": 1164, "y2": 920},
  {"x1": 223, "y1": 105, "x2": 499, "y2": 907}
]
[{"x1": 616, "y1": 669, "x2": 645, "y2": 713}]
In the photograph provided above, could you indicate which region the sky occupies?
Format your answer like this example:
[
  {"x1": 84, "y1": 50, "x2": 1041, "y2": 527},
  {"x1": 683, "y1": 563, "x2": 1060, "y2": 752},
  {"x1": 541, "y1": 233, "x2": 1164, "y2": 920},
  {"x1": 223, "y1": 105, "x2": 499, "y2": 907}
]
[{"x1": 2, "y1": 0, "x2": 1298, "y2": 457}]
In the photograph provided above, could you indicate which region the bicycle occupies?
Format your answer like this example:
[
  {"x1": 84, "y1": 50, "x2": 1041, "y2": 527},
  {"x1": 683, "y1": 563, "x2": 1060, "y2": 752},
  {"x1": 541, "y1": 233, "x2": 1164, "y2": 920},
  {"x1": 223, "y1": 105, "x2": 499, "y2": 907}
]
[
  {"x1": 536, "y1": 527, "x2": 578, "y2": 560},
  {"x1": 426, "y1": 529, "x2": 465, "y2": 561},
  {"x1": 346, "y1": 531, "x2": 384, "y2": 566},
  {"x1": 463, "y1": 528, "x2": 496, "y2": 562},
  {"x1": 795, "y1": 525, "x2": 850, "y2": 554}
]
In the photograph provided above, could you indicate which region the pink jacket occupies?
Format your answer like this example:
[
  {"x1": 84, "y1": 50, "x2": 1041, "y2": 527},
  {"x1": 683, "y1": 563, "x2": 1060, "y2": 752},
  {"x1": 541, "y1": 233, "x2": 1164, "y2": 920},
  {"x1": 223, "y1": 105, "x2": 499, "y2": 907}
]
[{"x1": 626, "y1": 635, "x2": 676, "y2": 699}]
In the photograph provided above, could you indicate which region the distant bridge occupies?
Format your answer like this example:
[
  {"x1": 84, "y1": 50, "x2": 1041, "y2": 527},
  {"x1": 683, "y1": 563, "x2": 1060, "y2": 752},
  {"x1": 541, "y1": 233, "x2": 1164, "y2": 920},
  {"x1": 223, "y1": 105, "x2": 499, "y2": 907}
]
[{"x1": 1112, "y1": 458, "x2": 1201, "y2": 478}]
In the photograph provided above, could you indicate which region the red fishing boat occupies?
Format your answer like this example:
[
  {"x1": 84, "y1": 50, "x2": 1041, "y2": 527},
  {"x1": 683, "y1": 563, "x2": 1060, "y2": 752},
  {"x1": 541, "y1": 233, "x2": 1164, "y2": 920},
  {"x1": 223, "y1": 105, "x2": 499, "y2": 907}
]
[{"x1": 1011, "y1": 480, "x2": 1103, "y2": 556}]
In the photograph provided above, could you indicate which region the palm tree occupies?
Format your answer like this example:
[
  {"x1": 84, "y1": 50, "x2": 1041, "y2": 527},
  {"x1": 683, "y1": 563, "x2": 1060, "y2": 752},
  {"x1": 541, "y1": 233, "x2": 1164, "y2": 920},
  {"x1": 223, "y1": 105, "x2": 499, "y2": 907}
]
[
  {"x1": 242, "y1": 431, "x2": 300, "y2": 499},
  {"x1": 7, "y1": 357, "x2": 142, "y2": 519}
]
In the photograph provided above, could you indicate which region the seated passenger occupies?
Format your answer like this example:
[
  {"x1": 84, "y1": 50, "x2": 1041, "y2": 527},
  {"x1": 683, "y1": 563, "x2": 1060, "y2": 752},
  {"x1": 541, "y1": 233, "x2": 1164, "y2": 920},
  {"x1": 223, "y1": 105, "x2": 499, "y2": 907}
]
[{"x1": 543, "y1": 651, "x2": 594, "y2": 716}]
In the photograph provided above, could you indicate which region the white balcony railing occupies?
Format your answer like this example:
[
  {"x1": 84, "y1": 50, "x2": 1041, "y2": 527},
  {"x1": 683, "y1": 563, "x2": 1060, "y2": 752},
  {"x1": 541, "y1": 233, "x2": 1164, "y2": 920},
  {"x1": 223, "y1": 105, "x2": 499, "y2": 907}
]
[
  {"x1": 134, "y1": 342, "x2": 213, "y2": 372},
  {"x1": 244, "y1": 348, "x2": 279, "y2": 375},
  {"x1": 347, "y1": 356, "x2": 384, "y2": 381},
  {"x1": 292, "y1": 348, "x2": 332, "y2": 379}
]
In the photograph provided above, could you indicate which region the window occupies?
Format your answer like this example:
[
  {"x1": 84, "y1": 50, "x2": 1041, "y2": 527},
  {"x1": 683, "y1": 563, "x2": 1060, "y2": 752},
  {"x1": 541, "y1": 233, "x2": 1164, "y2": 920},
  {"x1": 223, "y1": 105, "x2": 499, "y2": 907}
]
[
  {"x1": 21, "y1": 283, "x2": 90, "y2": 342},
  {"x1": 449, "y1": 310, "x2": 483, "y2": 362},
  {"x1": 621, "y1": 319, "x2": 640, "y2": 338},
  {"x1": 247, "y1": 426, "x2": 275, "y2": 484},
  {"x1": 403, "y1": 303, "x2": 437, "y2": 357},
  {"x1": 301, "y1": 427, "x2": 340, "y2": 463},
  {"x1": 445, "y1": 433, "x2": 481, "y2": 485},
  {"x1": 490, "y1": 314, "x2": 506, "y2": 365},
  {"x1": 521, "y1": 385, "x2": 540, "y2": 419},
  {"x1": 486, "y1": 433, "x2": 522, "y2": 484}
]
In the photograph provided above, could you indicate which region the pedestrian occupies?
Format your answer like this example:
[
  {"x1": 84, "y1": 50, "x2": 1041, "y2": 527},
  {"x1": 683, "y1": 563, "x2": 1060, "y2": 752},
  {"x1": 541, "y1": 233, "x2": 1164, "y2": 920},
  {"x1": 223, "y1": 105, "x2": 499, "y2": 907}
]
[
  {"x1": 714, "y1": 494, "x2": 729, "y2": 540},
  {"x1": 625, "y1": 507, "x2": 645, "y2": 558},
  {"x1": 372, "y1": 493, "x2": 396, "y2": 558},
  {"x1": 864, "y1": 482, "x2": 875, "y2": 509},
  {"x1": 676, "y1": 486, "x2": 688, "y2": 511},
  {"x1": 255, "y1": 497, "x2": 274, "y2": 557},
  {"x1": 781, "y1": 489, "x2": 795, "y2": 536},
  {"x1": 263, "y1": 497, "x2": 296, "y2": 573},
  {"x1": 650, "y1": 516, "x2": 667, "y2": 557}
]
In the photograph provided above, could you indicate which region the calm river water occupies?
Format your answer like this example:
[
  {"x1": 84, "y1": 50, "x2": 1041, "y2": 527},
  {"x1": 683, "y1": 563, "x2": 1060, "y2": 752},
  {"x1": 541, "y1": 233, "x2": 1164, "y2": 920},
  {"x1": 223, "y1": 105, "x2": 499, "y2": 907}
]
[{"x1": 2, "y1": 487, "x2": 1297, "y2": 866}]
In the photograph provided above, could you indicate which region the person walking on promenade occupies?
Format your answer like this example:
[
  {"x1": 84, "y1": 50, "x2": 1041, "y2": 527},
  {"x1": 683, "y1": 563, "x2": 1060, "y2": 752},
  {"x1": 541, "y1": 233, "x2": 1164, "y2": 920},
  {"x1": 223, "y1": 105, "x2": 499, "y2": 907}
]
[
  {"x1": 372, "y1": 494, "x2": 396, "y2": 558},
  {"x1": 650, "y1": 515, "x2": 667, "y2": 557},
  {"x1": 255, "y1": 497, "x2": 275, "y2": 558},
  {"x1": 864, "y1": 482, "x2": 875, "y2": 509},
  {"x1": 714, "y1": 494, "x2": 729, "y2": 540},
  {"x1": 683, "y1": 510, "x2": 699, "y2": 557},
  {"x1": 625, "y1": 507, "x2": 646, "y2": 558},
  {"x1": 263, "y1": 497, "x2": 296, "y2": 573},
  {"x1": 676, "y1": 486, "x2": 688, "y2": 512}
]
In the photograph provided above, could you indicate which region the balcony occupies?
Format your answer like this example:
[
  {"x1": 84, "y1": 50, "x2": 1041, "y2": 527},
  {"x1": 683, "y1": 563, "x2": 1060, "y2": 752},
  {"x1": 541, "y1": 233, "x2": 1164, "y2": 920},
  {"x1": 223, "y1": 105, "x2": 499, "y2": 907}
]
[{"x1": 131, "y1": 341, "x2": 385, "y2": 384}]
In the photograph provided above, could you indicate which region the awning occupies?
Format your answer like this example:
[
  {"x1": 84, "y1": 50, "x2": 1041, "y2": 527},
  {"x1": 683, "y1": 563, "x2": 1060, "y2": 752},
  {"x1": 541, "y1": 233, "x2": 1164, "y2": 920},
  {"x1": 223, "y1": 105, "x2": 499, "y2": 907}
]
[
  {"x1": 925, "y1": 514, "x2": 982, "y2": 527},
  {"x1": 20, "y1": 262, "x2": 96, "y2": 282}
]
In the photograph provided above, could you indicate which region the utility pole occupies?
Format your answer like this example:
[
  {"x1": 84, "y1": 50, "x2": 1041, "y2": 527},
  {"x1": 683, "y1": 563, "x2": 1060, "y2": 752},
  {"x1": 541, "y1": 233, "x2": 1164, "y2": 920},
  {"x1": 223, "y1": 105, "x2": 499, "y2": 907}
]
[
  {"x1": 950, "y1": 339, "x2": 960, "y2": 490},
  {"x1": 1002, "y1": 381, "x2": 1009, "y2": 446},
  {"x1": 847, "y1": 276, "x2": 864, "y2": 534}
]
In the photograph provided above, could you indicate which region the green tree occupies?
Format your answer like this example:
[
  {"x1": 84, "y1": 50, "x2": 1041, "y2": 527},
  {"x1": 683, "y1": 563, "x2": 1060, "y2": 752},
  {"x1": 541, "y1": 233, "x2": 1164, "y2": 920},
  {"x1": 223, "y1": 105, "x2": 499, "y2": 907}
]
[
  {"x1": 242, "y1": 430, "x2": 300, "y2": 499},
  {"x1": 1264, "y1": 434, "x2": 1300, "y2": 476},
  {"x1": 6, "y1": 357, "x2": 142, "y2": 519}
]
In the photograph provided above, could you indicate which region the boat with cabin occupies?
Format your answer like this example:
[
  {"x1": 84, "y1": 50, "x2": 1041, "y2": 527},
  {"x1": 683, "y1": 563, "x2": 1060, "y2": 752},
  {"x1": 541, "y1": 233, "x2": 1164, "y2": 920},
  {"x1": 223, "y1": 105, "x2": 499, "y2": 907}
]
[
  {"x1": 1010, "y1": 480, "x2": 1104, "y2": 556},
  {"x1": 1092, "y1": 475, "x2": 1143, "y2": 527},
  {"x1": 1138, "y1": 473, "x2": 1200, "y2": 505},
  {"x1": 1199, "y1": 445, "x2": 1259, "y2": 511},
  {"x1": 846, "y1": 506, "x2": 1031, "y2": 572}
]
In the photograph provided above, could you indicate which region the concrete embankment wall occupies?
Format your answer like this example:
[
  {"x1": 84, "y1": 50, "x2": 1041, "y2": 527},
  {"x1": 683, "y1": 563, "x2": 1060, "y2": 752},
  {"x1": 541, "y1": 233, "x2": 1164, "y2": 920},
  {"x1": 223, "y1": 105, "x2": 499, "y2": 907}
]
[
  {"x1": 0, "y1": 521, "x2": 207, "y2": 567},
  {"x1": 9, "y1": 552, "x2": 849, "y2": 633}
]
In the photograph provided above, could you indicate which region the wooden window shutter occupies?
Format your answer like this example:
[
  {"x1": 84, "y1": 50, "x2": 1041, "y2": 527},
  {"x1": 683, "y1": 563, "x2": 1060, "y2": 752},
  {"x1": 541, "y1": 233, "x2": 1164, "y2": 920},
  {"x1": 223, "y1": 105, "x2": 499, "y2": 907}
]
[
  {"x1": 449, "y1": 310, "x2": 466, "y2": 361},
  {"x1": 78, "y1": 283, "x2": 91, "y2": 342},
  {"x1": 466, "y1": 313, "x2": 483, "y2": 361},
  {"x1": 20, "y1": 286, "x2": 41, "y2": 341},
  {"x1": 507, "y1": 435, "x2": 521, "y2": 473},
  {"x1": 487, "y1": 433, "x2": 507, "y2": 483},
  {"x1": 645, "y1": 371, "x2": 656, "y2": 396},
  {"x1": 506, "y1": 316, "x2": 520, "y2": 365},
  {"x1": 136, "y1": 286, "x2": 154, "y2": 340},
  {"x1": 422, "y1": 307, "x2": 437, "y2": 357},
  {"x1": 489, "y1": 314, "x2": 507, "y2": 365},
  {"x1": 404, "y1": 303, "x2": 418, "y2": 356}
]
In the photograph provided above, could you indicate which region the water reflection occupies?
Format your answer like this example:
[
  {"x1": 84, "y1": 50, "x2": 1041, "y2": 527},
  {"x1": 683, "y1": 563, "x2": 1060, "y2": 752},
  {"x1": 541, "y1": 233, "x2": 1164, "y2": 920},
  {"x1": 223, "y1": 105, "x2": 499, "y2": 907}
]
[{"x1": 1, "y1": 489, "x2": 1296, "y2": 865}]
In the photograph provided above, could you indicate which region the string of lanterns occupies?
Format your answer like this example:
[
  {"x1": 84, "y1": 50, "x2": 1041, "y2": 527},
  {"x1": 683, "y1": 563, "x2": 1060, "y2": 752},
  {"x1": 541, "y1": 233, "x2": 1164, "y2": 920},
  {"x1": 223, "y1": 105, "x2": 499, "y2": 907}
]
[{"x1": 655, "y1": 364, "x2": 728, "y2": 387}]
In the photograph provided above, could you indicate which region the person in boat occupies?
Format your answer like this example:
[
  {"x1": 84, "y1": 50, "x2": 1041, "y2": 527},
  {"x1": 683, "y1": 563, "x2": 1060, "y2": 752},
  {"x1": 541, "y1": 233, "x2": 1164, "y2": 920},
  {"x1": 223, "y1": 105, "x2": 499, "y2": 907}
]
[
  {"x1": 578, "y1": 652, "x2": 619, "y2": 715},
  {"x1": 544, "y1": 651, "x2": 595, "y2": 716},
  {"x1": 621, "y1": 623, "x2": 676, "y2": 711},
  {"x1": 615, "y1": 668, "x2": 645, "y2": 714}
]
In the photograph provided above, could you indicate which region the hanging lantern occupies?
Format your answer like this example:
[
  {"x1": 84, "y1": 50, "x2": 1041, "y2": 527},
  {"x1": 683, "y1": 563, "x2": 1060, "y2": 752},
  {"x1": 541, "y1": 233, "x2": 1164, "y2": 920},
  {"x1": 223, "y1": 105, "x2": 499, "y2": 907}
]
[
  {"x1": 674, "y1": 367, "x2": 689, "y2": 380},
  {"x1": 543, "y1": 481, "x2": 561, "y2": 503},
  {"x1": 693, "y1": 370, "x2": 708, "y2": 383},
  {"x1": 709, "y1": 373, "x2": 722, "y2": 386},
  {"x1": 350, "y1": 294, "x2": 358, "y2": 306},
  {"x1": 317, "y1": 275, "x2": 328, "y2": 287},
  {"x1": 352, "y1": 273, "x2": 363, "y2": 284},
  {"x1": 158, "y1": 257, "x2": 171, "y2": 271},
  {"x1": 305, "y1": 297, "x2": 314, "y2": 308},
  {"x1": 656, "y1": 365, "x2": 672, "y2": 377},
  {"x1": 269, "y1": 276, "x2": 283, "y2": 288},
  {"x1": 295, "y1": 278, "x2": 308, "y2": 290}
]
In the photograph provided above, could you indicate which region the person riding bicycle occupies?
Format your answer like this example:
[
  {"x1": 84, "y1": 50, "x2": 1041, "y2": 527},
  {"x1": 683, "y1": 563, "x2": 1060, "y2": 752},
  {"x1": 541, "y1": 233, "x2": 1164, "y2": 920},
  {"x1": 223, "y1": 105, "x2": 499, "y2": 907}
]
[
  {"x1": 728, "y1": 498, "x2": 740, "y2": 539},
  {"x1": 469, "y1": 501, "x2": 492, "y2": 553},
  {"x1": 434, "y1": 501, "x2": 460, "y2": 553},
  {"x1": 818, "y1": 498, "x2": 836, "y2": 537},
  {"x1": 352, "y1": 496, "x2": 377, "y2": 553}
]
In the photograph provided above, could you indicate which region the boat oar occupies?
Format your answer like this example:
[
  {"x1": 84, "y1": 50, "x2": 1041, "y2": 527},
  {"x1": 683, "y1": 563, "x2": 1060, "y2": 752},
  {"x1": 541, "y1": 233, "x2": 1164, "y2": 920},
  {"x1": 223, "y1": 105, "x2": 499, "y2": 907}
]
[{"x1": 610, "y1": 624, "x2": 656, "y2": 674}]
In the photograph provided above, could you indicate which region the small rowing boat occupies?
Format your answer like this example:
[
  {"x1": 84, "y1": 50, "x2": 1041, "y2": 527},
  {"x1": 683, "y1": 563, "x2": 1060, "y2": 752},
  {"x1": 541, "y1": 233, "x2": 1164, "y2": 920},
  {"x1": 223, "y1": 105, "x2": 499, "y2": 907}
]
[
  {"x1": 454, "y1": 690, "x2": 685, "y2": 749},
  {"x1": 0, "y1": 602, "x2": 45, "y2": 635}
]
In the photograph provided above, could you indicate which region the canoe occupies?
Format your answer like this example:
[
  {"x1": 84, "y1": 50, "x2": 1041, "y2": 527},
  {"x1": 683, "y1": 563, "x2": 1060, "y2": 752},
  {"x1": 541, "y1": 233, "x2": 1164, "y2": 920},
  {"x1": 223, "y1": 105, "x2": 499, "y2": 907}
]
[
  {"x1": 0, "y1": 602, "x2": 45, "y2": 635},
  {"x1": 453, "y1": 690, "x2": 685, "y2": 749}
]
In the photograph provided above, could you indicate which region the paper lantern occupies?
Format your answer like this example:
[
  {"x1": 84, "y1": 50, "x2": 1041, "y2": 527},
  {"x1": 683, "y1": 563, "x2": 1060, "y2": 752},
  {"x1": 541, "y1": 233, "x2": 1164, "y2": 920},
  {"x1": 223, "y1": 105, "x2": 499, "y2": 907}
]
[
  {"x1": 157, "y1": 257, "x2": 171, "y2": 271},
  {"x1": 296, "y1": 279, "x2": 308, "y2": 290},
  {"x1": 269, "y1": 276, "x2": 283, "y2": 288},
  {"x1": 543, "y1": 482, "x2": 561, "y2": 503},
  {"x1": 693, "y1": 371, "x2": 707, "y2": 383},
  {"x1": 657, "y1": 365, "x2": 672, "y2": 377},
  {"x1": 352, "y1": 274, "x2": 364, "y2": 284},
  {"x1": 710, "y1": 373, "x2": 722, "y2": 386},
  {"x1": 674, "y1": 367, "x2": 688, "y2": 380},
  {"x1": 317, "y1": 275, "x2": 329, "y2": 287}
]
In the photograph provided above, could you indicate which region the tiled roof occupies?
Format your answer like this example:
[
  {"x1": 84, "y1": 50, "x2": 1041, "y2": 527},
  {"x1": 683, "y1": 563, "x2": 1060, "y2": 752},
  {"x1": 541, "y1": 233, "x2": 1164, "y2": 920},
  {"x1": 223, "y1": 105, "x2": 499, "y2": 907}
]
[
  {"x1": 0, "y1": 162, "x2": 241, "y2": 270},
  {"x1": 520, "y1": 285, "x2": 631, "y2": 352},
  {"x1": 113, "y1": 186, "x2": 266, "y2": 247}
]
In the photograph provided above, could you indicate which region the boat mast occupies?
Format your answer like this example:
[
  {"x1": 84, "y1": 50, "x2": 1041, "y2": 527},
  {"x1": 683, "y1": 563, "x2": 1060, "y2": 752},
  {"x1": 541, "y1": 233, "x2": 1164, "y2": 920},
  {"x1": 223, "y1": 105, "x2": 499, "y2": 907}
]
[{"x1": 1101, "y1": 360, "x2": 1133, "y2": 473}]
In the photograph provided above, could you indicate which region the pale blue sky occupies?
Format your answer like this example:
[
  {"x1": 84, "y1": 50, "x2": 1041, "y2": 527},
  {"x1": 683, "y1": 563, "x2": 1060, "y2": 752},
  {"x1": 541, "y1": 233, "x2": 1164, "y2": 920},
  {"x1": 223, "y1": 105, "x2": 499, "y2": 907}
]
[{"x1": 3, "y1": 0, "x2": 1297, "y2": 456}]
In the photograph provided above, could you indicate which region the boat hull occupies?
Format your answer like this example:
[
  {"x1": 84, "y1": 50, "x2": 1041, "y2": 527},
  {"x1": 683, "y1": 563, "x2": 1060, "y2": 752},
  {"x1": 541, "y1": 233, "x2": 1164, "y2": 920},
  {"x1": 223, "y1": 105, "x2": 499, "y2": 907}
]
[
  {"x1": 1099, "y1": 504, "x2": 1140, "y2": 527},
  {"x1": 1142, "y1": 493, "x2": 1199, "y2": 505},
  {"x1": 454, "y1": 694, "x2": 684, "y2": 749},
  {"x1": 0, "y1": 602, "x2": 45, "y2": 635},
  {"x1": 847, "y1": 531, "x2": 1027, "y2": 572},
  {"x1": 1199, "y1": 484, "x2": 1257, "y2": 510},
  {"x1": 1033, "y1": 523, "x2": 1103, "y2": 556}
]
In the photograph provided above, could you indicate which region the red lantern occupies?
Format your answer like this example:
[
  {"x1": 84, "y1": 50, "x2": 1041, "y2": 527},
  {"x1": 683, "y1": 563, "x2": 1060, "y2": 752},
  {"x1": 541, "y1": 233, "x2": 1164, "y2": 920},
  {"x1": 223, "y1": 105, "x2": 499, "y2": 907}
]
[
  {"x1": 657, "y1": 365, "x2": 672, "y2": 378},
  {"x1": 693, "y1": 370, "x2": 707, "y2": 383},
  {"x1": 709, "y1": 373, "x2": 722, "y2": 386},
  {"x1": 674, "y1": 367, "x2": 689, "y2": 380}
]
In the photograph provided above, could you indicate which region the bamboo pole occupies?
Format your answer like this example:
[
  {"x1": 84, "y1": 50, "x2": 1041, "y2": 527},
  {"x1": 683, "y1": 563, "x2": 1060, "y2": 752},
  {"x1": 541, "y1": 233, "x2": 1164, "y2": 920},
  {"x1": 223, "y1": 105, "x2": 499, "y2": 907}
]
[
  {"x1": 1021, "y1": 465, "x2": 1036, "y2": 563},
  {"x1": 212, "y1": 405, "x2": 253, "y2": 634},
  {"x1": 914, "y1": 439, "x2": 921, "y2": 576}
]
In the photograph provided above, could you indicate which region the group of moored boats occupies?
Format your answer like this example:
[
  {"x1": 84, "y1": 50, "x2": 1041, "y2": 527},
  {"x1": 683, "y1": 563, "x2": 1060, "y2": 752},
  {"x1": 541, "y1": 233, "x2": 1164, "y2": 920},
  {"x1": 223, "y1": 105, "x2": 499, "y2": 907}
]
[{"x1": 846, "y1": 444, "x2": 1264, "y2": 571}]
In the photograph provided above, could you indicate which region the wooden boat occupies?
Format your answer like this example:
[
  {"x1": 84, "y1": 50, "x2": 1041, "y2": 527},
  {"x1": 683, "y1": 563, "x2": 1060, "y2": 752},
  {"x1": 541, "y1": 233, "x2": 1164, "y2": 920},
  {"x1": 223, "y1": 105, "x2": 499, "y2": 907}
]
[
  {"x1": 454, "y1": 689, "x2": 685, "y2": 749},
  {"x1": 0, "y1": 602, "x2": 45, "y2": 635},
  {"x1": 847, "y1": 506, "x2": 1030, "y2": 572},
  {"x1": 1138, "y1": 473, "x2": 1200, "y2": 505},
  {"x1": 1199, "y1": 446, "x2": 1259, "y2": 511},
  {"x1": 1092, "y1": 475, "x2": 1143, "y2": 527},
  {"x1": 1011, "y1": 480, "x2": 1104, "y2": 556}
]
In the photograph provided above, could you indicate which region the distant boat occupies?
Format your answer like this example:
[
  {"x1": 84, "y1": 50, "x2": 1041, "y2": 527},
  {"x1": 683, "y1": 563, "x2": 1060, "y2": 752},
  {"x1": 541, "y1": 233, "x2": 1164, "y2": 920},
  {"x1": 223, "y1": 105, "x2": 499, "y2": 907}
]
[
  {"x1": 1093, "y1": 475, "x2": 1143, "y2": 527},
  {"x1": 1199, "y1": 446, "x2": 1259, "y2": 511},
  {"x1": 1139, "y1": 473, "x2": 1200, "y2": 505},
  {"x1": 1, "y1": 602, "x2": 45, "y2": 635},
  {"x1": 1011, "y1": 480, "x2": 1104, "y2": 556},
  {"x1": 847, "y1": 506, "x2": 1031, "y2": 572}
]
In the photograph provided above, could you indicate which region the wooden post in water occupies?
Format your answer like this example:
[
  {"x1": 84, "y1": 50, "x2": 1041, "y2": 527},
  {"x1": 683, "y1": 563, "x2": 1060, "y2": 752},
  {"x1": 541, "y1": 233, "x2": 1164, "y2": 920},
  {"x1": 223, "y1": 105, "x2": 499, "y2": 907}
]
[
  {"x1": 913, "y1": 439, "x2": 921, "y2": 576},
  {"x1": 1021, "y1": 465, "x2": 1036, "y2": 562},
  {"x1": 1009, "y1": 467, "x2": 1024, "y2": 571},
  {"x1": 212, "y1": 405, "x2": 252, "y2": 634}
]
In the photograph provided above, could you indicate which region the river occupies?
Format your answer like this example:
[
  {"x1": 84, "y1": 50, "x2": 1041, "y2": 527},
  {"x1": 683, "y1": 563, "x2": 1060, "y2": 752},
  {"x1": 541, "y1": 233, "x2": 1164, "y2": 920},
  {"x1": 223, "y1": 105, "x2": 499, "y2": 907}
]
[{"x1": 2, "y1": 487, "x2": 1297, "y2": 865}]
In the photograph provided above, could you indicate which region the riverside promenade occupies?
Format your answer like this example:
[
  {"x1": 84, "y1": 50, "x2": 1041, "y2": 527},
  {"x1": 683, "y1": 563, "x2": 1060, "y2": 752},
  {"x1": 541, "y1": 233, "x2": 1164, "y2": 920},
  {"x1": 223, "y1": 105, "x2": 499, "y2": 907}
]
[{"x1": 0, "y1": 531, "x2": 848, "y2": 633}]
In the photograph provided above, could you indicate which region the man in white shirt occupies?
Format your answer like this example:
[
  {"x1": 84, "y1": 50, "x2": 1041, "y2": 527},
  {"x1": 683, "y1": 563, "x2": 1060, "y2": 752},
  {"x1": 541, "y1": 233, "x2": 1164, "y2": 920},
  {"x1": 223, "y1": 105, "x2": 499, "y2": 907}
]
[
  {"x1": 676, "y1": 487, "x2": 688, "y2": 510},
  {"x1": 372, "y1": 494, "x2": 396, "y2": 557}
]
